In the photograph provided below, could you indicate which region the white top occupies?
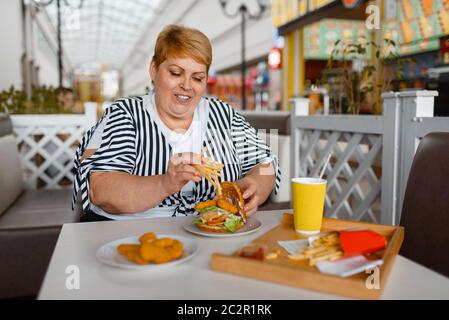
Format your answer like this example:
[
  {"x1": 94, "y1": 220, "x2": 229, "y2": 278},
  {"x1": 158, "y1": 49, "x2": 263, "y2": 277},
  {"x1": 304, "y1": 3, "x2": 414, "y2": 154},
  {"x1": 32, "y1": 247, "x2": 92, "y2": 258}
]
[
  {"x1": 145, "y1": 92, "x2": 209, "y2": 195},
  {"x1": 87, "y1": 92, "x2": 209, "y2": 220},
  {"x1": 38, "y1": 210, "x2": 449, "y2": 300}
]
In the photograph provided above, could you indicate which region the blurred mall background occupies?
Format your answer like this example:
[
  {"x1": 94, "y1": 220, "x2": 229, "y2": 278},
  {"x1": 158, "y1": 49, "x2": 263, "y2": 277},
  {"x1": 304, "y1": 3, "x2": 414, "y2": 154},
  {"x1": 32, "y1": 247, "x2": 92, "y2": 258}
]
[{"x1": 2, "y1": 0, "x2": 449, "y2": 114}]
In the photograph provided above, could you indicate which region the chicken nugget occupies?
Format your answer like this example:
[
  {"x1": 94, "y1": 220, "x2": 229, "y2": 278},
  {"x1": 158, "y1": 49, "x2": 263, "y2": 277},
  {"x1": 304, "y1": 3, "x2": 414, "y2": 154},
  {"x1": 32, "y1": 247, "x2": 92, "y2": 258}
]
[
  {"x1": 167, "y1": 240, "x2": 184, "y2": 259},
  {"x1": 117, "y1": 244, "x2": 139, "y2": 256},
  {"x1": 195, "y1": 199, "x2": 217, "y2": 211},
  {"x1": 139, "y1": 243, "x2": 158, "y2": 262},
  {"x1": 153, "y1": 238, "x2": 174, "y2": 248},
  {"x1": 139, "y1": 232, "x2": 157, "y2": 244},
  {"x1": 126, "y1": 250, "x2": 148, "y2": 265},
  {"x1": 153, "y1": 247, "x2": 172, "y2": 264},
  {"x1": 217, "y1": 199, "x2": 238, "y2": 214}
]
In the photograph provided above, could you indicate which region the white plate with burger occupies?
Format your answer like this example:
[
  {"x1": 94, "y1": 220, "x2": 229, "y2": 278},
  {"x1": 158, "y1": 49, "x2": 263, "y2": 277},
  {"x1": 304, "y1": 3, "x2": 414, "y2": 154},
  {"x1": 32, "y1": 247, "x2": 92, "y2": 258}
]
[{"x1": 183, "y1": 182, "x2": 262, "y2": 237}]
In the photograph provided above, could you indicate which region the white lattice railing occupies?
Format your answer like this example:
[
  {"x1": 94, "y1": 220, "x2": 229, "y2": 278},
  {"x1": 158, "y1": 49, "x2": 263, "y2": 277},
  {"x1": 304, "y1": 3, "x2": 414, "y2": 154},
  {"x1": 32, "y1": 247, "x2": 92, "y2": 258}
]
[
  {"x1": 292, "y1": 107, "x2": 384, "y2": 224},
  {"x1": 291, "y1": 91, "x2": 449, "y2": 225},
  {"x1": 11, "y1": 103, "x2": 97, "y2": 189},
  {"x1": 298, "y1": 130, "x2": 383, "y2": 223}
]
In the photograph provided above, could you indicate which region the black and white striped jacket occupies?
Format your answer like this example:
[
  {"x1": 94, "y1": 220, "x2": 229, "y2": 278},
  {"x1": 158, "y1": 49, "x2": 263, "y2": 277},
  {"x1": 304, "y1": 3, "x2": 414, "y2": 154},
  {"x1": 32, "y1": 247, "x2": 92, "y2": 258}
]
[{"x1": 72, "y1": 94, "x2": 281, "y2": 217}]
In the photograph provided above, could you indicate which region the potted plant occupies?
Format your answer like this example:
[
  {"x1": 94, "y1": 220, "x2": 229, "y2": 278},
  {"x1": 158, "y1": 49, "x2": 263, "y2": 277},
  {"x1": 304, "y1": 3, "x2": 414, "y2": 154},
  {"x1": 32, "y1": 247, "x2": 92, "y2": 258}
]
[
  {"x1": 0, "y1": 85, "x2": 74, "y2": 114},
  {"x1": 320, "y1": 37, "x2": 412, "y2": 115}
]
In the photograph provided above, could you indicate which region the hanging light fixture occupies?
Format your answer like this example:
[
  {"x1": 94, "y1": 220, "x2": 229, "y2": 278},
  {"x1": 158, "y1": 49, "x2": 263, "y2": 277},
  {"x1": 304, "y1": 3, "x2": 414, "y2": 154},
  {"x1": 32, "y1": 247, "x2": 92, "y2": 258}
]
[{"x1": 219, "y1": 0, "x2": 267, "y2": 110}]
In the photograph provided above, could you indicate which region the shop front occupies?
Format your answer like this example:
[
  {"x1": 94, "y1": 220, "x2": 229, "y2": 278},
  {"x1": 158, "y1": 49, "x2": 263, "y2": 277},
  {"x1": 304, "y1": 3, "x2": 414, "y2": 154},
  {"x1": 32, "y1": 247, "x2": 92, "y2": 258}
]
[
  {"x1": 274, "y1": 0, "x2": 449, "y2": 115},
  {"x1": 383, "y1": 0, "x2": 449, "y2": 116},
  {"x1": 272, "y1": 0, "x2": 371, "y2": 111},
  {"x1": 208, "y1": 56, "x2": 282, "y2": 111}
]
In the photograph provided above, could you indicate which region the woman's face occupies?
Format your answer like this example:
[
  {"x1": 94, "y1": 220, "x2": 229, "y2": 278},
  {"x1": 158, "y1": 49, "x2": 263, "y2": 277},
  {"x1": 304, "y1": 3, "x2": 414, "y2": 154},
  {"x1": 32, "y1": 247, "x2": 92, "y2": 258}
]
[{"x1": 150, "y1": 56, "x2": 208, "y2": 121}]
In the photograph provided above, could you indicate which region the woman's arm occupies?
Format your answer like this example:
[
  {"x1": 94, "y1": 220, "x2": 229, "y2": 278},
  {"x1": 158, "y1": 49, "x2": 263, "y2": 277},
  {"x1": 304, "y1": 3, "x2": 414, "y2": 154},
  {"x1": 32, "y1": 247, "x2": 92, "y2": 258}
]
[
  {"x1": 235, "y1": 162, "x2": 276, "y2": 216},
  {"x1": 90, "y1": 172, "x2": 169, "y2": 213},
  {"x1": 89, "y1": 152, "x2": 202, "y2": 214}
]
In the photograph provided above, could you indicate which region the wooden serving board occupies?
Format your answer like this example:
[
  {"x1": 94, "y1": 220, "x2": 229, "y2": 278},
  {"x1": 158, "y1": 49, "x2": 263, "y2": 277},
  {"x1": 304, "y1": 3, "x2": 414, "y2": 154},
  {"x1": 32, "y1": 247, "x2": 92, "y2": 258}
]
[{"x1": 211, "y1": 213, "x2": 404, "y2": 299}]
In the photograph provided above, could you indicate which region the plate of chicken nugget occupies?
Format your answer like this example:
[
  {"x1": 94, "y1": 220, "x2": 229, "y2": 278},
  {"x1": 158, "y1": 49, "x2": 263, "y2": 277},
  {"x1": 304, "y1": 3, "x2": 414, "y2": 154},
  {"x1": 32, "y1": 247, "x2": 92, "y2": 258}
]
[{"x1": 96, "y1": 232, "x2": 198, "y2": 270}]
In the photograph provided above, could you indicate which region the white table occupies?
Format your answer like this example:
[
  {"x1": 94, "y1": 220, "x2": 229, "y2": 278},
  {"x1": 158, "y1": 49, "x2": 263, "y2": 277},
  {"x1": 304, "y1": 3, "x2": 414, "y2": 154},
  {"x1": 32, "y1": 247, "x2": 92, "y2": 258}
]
[{"x1": 38, "y1": 210, "x2": 449, "y2": 299}]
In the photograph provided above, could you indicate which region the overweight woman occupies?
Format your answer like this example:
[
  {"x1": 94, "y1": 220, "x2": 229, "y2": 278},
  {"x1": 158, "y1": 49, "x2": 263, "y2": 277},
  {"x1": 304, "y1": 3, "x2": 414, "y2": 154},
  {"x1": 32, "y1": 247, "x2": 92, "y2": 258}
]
[{"x1": 72, "y1": 25, "x2": 281, "y2": 222}]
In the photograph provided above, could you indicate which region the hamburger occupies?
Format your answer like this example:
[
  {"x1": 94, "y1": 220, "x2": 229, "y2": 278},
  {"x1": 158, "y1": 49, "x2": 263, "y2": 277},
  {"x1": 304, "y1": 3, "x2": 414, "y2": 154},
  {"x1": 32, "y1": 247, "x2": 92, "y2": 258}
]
[{"x1": 192, "y1": 182, "x2": 247, "y2": 233}]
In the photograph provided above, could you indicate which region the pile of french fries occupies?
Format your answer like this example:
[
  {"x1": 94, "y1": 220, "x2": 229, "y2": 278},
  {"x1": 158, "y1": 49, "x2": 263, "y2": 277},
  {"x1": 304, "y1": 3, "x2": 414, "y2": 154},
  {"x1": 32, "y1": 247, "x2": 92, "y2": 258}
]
[
  {"x1": 288, "y1": 232, "x2": 344, "y2": 266},
  {"x1": 193, "y1": 148, "x2": 224, "y2": 196}
]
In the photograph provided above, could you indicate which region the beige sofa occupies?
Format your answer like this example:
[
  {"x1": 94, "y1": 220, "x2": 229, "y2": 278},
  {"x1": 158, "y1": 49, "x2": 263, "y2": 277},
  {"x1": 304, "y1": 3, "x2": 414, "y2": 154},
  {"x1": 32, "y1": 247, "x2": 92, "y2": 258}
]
[
  {"x1": 0, "y1": 114, "x2": 79, "y2": 299},
  {"x1": 239, "y1": 111, "x2": 291, "y2": 210}
]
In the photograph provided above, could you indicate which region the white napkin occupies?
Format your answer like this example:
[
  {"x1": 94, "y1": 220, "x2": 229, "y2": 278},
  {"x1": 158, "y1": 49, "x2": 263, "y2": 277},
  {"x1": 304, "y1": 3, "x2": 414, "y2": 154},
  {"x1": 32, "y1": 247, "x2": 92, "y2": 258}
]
[
  {"x1": 315, "y1": 255, "x2": 383, "y2": 277},
  {"x1": 277, "y1": 232, "x2": 331, "y2": 255},
  {"x1": 277, "y1": 239, "x2": 309, "y2": 255}
]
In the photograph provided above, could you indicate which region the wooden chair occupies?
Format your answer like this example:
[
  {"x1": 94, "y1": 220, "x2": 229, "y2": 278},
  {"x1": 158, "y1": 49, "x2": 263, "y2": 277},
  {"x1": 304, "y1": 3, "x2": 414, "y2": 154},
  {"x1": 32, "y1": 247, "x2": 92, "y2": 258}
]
[{"x1": 400, "y1": 132, "x2": 449, "y2": 277}]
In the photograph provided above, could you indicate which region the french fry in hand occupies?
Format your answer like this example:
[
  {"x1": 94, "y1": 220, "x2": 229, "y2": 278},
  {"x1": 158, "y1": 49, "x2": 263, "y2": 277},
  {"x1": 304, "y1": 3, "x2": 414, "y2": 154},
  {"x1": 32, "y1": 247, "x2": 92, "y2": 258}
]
[{"x1": 193, "y1": 148, "x2": 224, "y2": 196}]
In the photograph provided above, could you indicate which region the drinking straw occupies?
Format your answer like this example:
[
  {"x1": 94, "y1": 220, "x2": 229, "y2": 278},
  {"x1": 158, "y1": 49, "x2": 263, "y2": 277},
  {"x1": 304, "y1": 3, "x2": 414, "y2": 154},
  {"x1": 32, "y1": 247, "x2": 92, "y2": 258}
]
[{"x1": 319, "y1": 153, "x2": 332, "y2": 180}]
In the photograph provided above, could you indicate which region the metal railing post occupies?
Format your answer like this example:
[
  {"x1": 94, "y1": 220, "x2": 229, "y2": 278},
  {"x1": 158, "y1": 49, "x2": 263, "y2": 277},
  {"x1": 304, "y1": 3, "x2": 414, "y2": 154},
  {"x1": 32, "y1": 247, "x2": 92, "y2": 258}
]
[{"x1": 380, "y1": 92, "x2": 401, "y2": 225}]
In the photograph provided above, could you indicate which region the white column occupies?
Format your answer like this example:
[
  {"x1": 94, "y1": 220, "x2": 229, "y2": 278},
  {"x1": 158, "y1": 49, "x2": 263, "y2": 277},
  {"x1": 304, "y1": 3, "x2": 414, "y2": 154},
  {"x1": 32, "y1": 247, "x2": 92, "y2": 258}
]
[
  {"x1": 83, "y1": 102, "x2": 98, "y2": 128},
  {"x1": 380, "y1": 92, "x2": 400, "y2": 225},
  {"x1": 0, "y1": 1, "x2": 23, "y2": 91},
  {"x1": 290, "y1": 98, "x2": 310, "y2": 190}
]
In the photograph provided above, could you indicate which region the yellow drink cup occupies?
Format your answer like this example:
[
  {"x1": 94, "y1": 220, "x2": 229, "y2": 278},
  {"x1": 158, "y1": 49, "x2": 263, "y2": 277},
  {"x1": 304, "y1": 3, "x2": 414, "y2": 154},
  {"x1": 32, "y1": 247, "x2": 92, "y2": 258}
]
[{"x1": 291, "y1": 177, "x2": 327, "y2": 235}]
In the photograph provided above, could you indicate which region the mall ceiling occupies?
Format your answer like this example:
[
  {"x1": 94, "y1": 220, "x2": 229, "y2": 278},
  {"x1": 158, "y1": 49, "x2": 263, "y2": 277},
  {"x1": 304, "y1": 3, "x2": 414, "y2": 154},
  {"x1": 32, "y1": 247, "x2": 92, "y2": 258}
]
[{"x1": 41, "y1": 0, "x2": 168, "y2": 71}]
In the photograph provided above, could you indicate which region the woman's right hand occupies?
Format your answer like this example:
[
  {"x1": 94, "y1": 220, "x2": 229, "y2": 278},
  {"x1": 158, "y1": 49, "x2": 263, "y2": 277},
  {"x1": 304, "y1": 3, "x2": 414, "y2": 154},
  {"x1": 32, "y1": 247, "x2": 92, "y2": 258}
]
[{"x1": 161, "y1": 152, "x2": 203, "y2": 196}]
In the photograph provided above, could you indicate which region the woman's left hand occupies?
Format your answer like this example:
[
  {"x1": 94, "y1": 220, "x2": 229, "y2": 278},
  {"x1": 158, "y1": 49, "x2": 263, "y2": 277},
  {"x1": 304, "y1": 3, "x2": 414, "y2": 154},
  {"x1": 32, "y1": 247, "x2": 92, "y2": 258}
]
[{"x1": 235, "y1": 177, "x2": 259, "y2": 217}]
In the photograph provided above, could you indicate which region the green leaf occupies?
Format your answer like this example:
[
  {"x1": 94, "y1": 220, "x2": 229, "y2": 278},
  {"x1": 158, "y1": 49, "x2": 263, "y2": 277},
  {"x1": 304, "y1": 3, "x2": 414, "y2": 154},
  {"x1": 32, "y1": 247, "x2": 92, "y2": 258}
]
[
  {"x1": 395, "y1": 70, "x2": 404, "y2": 79},
  {"x1": 191, "y1": 218, "x2": 203, "y2": 225},
  {"x1": 223, "y1": 215, "x2": 242, "y2": 233}
]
